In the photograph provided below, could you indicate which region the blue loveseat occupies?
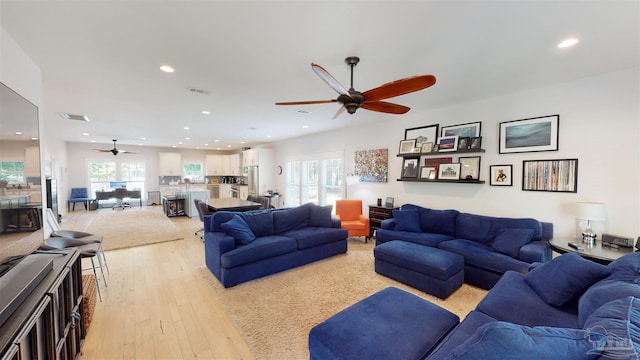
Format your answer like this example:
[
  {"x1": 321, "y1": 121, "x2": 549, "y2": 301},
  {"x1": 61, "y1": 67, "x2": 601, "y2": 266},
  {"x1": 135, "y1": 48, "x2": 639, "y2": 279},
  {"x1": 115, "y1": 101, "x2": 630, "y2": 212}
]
[
  {"x1": 309, "y1": 252, "x2": 640, "y2": 359},
  {"x1": 204, "y1": 203, "x2": 348, "y2": 287},
  {"x1": 375, "y1": 204, "x2": 553, "y2": 289}
]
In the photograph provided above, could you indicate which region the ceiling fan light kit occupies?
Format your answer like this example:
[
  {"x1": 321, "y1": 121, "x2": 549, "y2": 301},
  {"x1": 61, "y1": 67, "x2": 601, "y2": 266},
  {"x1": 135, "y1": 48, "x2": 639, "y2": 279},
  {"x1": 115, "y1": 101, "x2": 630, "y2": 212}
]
[{"x1": 276, "y1": 56, "x2": 436, "y2": 119}]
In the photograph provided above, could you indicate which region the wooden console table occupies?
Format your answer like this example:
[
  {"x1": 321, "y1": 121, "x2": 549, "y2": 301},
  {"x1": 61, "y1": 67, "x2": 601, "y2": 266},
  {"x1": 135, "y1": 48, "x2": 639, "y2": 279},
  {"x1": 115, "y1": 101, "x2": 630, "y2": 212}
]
[
  {"x1": 368, "y1": 205, "x2": 399, "y2": 238},
  {"x1": 549, "y1": 237, "x2": 635, "y2": 265}
]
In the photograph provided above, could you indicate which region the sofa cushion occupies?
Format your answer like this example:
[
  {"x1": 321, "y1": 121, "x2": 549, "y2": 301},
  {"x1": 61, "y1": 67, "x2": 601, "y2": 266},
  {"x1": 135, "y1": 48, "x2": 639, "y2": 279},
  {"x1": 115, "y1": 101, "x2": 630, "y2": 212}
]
[
  {"x1": 220, "y1": 215, "x2": 256, "y2": 245},
  {"x1": 392, "y1": 209, "x2": 421, "y2": 232},
  {"x1": 444, "y1": 321, "x2": 604, "y2": 360},
  {"x1": 476, "y1": 271, "x2": 580, "y2": 328},
  {"x1": 282, "y1": 227, "x2": 347, "y2": 249},
  {"x1": 428, "y1": 311, "x2": 497, "y2": 359},
  {"x1": 607, "y1": 252, "x2": 640, "y2": 281},
  {"x1": 375, "y1": 229, "x2": 453, "y2": 248},
  {"x1": 240, "y1": 210, "x2": 274, "y2": 237},
  {"x1": 578, "y1": 278, "x2": 640, "y2": 327},
  {"x1": 374, "y1": 241, "x2": 463, "y2": 281},
  {"x1": 455, "y1": 213, "x2": 494, "y2": 244},
  {"x1": 273, "y1": 205, "x2": 309, "y2": 233},
  {"x1": 418, "y1": 208, "x2": 458, "y2": 237},
  {"x1": 437, "y1": 239, "x2": 531, "y2": 275},
  {"x1": 525, "y1": 253, "x2": 609, "y2": 307},
  {"x1": 583, "y1": 296, "x2": 639, "y2": 358},
  {"x1": 490, "y1": 228, "x2": 535, "y2": 258},
  {"x1": 220, "y1": 235, "x2": 297, "y2": 268},
  {"x1": 309, "y1": 204, "x2": 333, "y2": 228}
]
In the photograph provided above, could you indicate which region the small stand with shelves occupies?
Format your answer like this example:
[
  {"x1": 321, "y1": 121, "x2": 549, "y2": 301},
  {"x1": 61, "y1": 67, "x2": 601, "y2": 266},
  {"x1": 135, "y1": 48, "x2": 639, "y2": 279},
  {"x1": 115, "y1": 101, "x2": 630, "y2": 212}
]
[
  {"x1": 397, "y1": 149, "x2": 486, "y2": 184},
  {"x1": 368, "y1": 205, "x2": 399, "y2": 239}
]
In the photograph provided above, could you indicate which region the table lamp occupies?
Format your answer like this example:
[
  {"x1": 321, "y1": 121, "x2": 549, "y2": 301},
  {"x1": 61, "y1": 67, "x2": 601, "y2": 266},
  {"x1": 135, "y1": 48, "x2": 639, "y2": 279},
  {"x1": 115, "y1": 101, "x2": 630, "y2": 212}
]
[{"x1": 576, "y1": 202, "x2": 605, "y2": 245}]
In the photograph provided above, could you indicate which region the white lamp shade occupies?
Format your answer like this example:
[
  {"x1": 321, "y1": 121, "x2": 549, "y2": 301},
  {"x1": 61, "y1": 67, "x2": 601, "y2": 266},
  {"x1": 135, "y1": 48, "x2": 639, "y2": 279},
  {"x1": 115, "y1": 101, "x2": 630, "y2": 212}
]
[{"x1": 576, "y1": 202, "x2": 605, "y2": 221}]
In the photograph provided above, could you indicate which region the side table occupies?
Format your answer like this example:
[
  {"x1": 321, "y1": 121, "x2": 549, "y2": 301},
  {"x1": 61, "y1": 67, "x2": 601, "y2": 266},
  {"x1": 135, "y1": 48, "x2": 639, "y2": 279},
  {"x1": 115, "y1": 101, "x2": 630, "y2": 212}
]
[
  {"x1": 549, "y1": 237, "x2": 634, "y2": 265},
  {"x1": 368, "y1": 205, "x2": 399, "y2": 239}
]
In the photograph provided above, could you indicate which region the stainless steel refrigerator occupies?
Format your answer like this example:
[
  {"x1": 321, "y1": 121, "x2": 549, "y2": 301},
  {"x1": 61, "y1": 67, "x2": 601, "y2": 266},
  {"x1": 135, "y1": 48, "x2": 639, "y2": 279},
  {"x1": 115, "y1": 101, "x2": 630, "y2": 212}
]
[{"x1": 247, "y1": 165, "x2": 258, "y2": 196}]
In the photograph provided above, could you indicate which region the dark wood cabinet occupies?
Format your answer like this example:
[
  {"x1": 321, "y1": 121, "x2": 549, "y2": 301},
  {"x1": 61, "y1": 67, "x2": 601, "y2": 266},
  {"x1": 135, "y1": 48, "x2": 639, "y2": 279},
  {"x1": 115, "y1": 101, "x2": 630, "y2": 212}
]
[
  {"x1": 0, "y1": 248, "x2": 85, "y2": 359},
  {"x1": 368, "y1": 205, "x2": 399, "y2": 238}
]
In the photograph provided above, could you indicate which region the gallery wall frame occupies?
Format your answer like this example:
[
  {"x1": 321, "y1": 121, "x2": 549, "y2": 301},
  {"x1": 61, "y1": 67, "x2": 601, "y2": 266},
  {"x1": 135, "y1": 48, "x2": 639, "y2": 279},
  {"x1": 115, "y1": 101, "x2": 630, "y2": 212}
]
[
  {"x1": 440, "y1": 121, "x2": 481, "y2": 138},
  {"x1": 437, "y1": 135, "x2": 459, "y2": 152},
  {"x1": 522, "y1": 158, "x2": 578, "y2": 193},
  {"x1": 459, "y1": 156, "x2": 481, "y2": 180},
  {"x1": 399, "y1": 139, "x2": 416, "y2": 154},
  {"x1": 438, "y1": 163, "x2": 461, "y2": 180},
  {"x1": 490, "y1": 164, "x2": 513, "y2": 186},
  {"x1": 354, "y1": 148, "x2": 388, "y2": 183},
  {"x1": 401, "y1": 157, "x2": 420, "y2": 178},
  {"x1": 499, "y1": 114, "x2": 559, "y2": 154},
  {"x1": 404, "y1": 124, "x2": 439, "y2": 148}
]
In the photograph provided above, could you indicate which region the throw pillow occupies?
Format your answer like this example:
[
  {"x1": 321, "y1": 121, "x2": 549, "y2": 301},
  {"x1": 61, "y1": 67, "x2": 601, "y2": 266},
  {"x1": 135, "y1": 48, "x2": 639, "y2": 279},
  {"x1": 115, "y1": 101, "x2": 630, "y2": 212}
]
[
  {"x1": 490, "y1": 228, "x2": 535, "y2": 258},
  {"x1": 525, "y1": 252, "x2": 610, "y2": 307},
  {"x1": 309, "y1": 204, "x2": 333, "y2": 228},
  {"x1": 273, "y1": 205, "x2": 310, "y2": 233},
  {"x1": 419, "y1": 208, "x2": 458, "y2": 236},
  {"x1": 583, "y1": 296, "x2": 639, "y2": 358},
  {"x1": 392, "y1": 209, "x2": 421, "y2": 232},
  {"x1": 220, "y1": 215, "x2": 256, "y2": 245},
  {"x1": 578, "y1": 278, "x2": 640, "y2": 327},
  {"x1": 445, "y1": 321, "x2": 604, "y2": 360}
]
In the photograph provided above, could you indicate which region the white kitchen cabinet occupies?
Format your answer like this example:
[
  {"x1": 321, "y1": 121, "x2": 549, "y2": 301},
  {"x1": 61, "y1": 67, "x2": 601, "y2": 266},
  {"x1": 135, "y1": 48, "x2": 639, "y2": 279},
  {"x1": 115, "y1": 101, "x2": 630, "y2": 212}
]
[
  {"x1": 24, "y1": 146, "x2": 40, "y2": 178},
  {"x1": 219, "y1": 184, "x2": 232, "y2": 198},
  {"x1": 206, "y1": 154, "x2": 224, "y2": 175},
  {"x1": 242, "y1": 149, "x2": 258, "y2": 166},
  {"x1": 239, "y1": 185, "x2": 248, "y2": 200},
  {"x1": 159, "y1": 152, "x2": 182, "y2": 176},
  {"x1": 229, "y1": 153, "x2": 241, "y2": 175}
]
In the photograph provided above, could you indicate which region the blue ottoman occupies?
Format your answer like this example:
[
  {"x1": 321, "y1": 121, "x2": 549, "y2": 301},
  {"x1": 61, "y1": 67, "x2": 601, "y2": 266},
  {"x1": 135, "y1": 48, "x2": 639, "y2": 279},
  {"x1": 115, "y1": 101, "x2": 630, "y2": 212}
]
[
  {"x1": 374, "y1": 240, "x2": 464, "y2": 299},
  {"x1": 308, "y1": 287, "x2": 459, "y2": 360}
]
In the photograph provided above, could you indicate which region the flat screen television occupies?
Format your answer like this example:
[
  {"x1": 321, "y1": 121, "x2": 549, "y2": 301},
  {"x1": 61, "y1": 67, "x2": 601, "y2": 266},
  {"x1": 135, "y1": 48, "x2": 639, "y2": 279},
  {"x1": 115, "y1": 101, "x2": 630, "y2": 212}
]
[{"x1": 0, "y1": 81, "x2": 43, "y2": 266}]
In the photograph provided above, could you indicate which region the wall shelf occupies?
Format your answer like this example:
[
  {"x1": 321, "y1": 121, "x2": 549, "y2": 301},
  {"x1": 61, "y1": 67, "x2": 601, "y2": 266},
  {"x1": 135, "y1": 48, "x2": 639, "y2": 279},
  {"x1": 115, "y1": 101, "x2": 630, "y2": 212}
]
[
  {"x1": 397, "y1": 178, "x2": 485, "y2": 184},
  {"x1": 397, "y1": 148, "x2": 486, "y2": 157}
]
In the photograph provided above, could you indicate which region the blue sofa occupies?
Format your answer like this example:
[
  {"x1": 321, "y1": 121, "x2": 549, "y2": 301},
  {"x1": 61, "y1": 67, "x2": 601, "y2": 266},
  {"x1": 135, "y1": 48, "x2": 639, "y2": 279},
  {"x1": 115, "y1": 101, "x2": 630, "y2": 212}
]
[
  {"x1": 309, "y1": 252, "x2": 640, "y2": 360},
  {"x1": 204, "y1": 203, "x2": 348, "y2": 287},
  {"x1": 375, "y1": 204, "x2": 553, "y2": 289}
]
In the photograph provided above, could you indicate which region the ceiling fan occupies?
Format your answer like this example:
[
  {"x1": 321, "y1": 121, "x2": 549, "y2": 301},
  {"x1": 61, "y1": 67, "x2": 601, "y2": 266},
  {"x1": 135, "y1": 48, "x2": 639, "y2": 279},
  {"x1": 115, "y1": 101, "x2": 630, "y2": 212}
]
[
  {"x1": 276, "y1": 56, "x2": 436, "y2": 119},
  {"x1": 94, "y1": 139, "x2": 137, "y2": 156}
]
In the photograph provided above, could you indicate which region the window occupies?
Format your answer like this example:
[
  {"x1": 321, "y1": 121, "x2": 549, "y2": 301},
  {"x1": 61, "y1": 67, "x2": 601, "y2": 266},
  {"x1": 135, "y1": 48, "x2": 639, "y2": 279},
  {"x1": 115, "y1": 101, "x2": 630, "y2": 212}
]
[
  {"x1": 121, "y1": 161, "x2": 145, "y2": 193},
  {"x1": 183, "y1": 163, "x2": 204, "y2": 182},
  {"x1": 0, "y1": 161, "x2": 24, "y2": 183},
  {"x1": 285, "y1": 155, "x2": 342, "y2": 208},
  {"x1": 88, "y1": 160, "x2": 146, "y2": 197},
  {"x1": 88, "y1": 161, "x2": 116, "y2": 195}
]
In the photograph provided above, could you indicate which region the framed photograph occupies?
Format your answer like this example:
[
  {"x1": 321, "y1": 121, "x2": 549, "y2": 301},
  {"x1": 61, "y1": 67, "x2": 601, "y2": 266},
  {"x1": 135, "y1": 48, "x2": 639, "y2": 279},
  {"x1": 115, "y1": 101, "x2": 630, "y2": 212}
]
[
  {"x1": 404, "y1": 124, "x2": 439, "y2": 148},
  {"x1": 499, "y1": 114, "x2": 559, "y2": 154},
  {"x1": 401, "y1": 157, "x2": 420, "y2": 178},
  {"x1": 437, "y1": 135, "x2": 458, "y2": 152},
  {"x1": 469, "y1": 136, "x2": 482, "y2": 150},
  {"x1": 438, "y1": 163, "x2": 461, "y2": 180},
  {"x1": 459, "y1": 156, "x2": 481, "y2": 180},
  {"x1": 522, "y1": 159, "x2": 578, "y2": 193},
  {"x1": 490, "y1": 165, "x2": 512, "y2": 186},
  {"x1": 441, "y1": 121, "x2": 481, "y2": 138},
  {"x1": 420, "y1": 142, "x2": 434, "y2": 153},
  {"x1": 420, "y1": 166, "x2": 436, "y2": 179},
  {"x1": 385, "y1": 197, "x2": 394, "y2": 208},
  {"x1": 399, "y1": 139, "x2": 416, "y2": 154},
  {"x1": 423, "y1": 157, "x2": 453, "y2": 174},
  {"x1": 458, "y1": 137, "x2": 470, "y2": 150}
]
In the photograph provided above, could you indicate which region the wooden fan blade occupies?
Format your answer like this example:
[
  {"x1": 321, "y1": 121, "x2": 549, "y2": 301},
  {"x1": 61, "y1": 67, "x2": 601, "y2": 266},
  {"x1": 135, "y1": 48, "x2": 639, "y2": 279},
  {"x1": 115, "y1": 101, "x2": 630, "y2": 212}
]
[
  {"x1": 311, "y1": 63, "x2": 350, "y2": 96},
  {"x1": 275, "y1": 99, "x2": 337, "y2": 105},
  {"x1": 361, "y1": 101, "x2": 410, "y2": 114},
  {"x1": 362, "y1": 75, "x2": 436, "y2": 102},
  {"x1": 94, "y1": 149, "x2": 112, "y2": 152}
]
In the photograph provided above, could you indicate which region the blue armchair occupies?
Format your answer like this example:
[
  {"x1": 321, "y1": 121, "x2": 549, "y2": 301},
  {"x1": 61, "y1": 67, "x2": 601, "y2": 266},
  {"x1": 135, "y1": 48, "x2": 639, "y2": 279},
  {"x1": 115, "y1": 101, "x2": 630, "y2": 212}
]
[{"x1": 68, "y1": 187, "x2": 90, "y2": 211}]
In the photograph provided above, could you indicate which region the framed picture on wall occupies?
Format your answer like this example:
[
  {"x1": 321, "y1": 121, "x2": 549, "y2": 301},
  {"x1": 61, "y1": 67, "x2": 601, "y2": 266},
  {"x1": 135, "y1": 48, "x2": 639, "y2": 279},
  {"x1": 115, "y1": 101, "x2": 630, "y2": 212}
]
[
  {"x1": 401, "y1": 157, "x2": 420, "y2": 178},
  {"x1": 404, "y1": 124, "x2": 439, "y2": 148},
  {"x1": 438, "y1": 163, "x2": 461, "y2": 180},
  {"x1": 437, "y1": 135, "x2": 459, "y2": 152},
  {"x1": 420, "y1": 166, "x2": 436, "y2": 179},
  {"x1": 490, "y1": 165, "x2": 512, "y2": 186},
  {"x1": 459, "y1": 156, "x2": 481, "y2": 180},
  {"x1": 499, "y1": 115, "x2": 559, "y2": 154},
  {"x1": 440, "y1": 121, "x2": 481, "y2": 138},
  {"x1": 399, "y1": 139, "x2": 416, "y2": 154},
  {"x1": 522, "y1": 159, "x2": 578, "y2": 192}
]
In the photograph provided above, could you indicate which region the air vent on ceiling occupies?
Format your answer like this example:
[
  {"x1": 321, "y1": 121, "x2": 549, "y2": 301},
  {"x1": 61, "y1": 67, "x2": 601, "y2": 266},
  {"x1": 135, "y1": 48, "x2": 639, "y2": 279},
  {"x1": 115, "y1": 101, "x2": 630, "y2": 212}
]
[
  {"x1": 59, "y1": 112, "x2": 90, "y2": 122},
  {"x1": 187, "y1": 87, "x2": 210, "y2": 95}
]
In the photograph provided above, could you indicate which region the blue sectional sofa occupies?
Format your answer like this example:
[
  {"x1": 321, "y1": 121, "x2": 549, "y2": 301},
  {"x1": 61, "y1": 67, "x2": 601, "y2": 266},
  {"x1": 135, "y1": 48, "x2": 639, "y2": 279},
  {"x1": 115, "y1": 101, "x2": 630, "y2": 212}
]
[
  {"x1": 309, "y1": 252, "x2": 640, "y2": 359},
  {"x1": 204, "y1": 203, "x2": 348, "y2": 287},
  {"x1": 375, "y1": 204, "x2": 553, "y2": 289}
]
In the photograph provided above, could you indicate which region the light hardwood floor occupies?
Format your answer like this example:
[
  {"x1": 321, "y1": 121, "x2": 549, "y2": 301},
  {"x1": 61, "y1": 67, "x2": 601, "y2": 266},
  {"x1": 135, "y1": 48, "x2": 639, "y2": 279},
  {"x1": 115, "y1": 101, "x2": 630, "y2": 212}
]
[{"x1": 71, "y1": 209, "x2": 255, "y2": 360}]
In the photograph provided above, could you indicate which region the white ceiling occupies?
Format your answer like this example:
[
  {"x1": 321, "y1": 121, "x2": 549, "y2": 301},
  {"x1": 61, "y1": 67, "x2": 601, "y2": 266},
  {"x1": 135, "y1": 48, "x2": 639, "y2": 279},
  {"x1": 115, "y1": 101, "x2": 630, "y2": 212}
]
[{"x1": 1, "y1": 1, "x2": 638, "y2": 151}]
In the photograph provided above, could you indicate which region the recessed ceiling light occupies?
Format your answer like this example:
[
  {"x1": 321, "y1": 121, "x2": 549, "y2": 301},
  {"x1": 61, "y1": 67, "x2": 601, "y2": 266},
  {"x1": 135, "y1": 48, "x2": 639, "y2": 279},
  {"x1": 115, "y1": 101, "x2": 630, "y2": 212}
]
[
  {"x1": 557, "y1": 38, "x2": 579, "y2": 48},
  {"x1": 204, "y1": 143, "x2": 209, "y2": 146},
  {"x1": 59, "y1": 112, "x2": 90, "y2": 122},
  {"x1": 82, "y1": 132, "x2": 90, "y2": 136},
  {"x1": 201, "y1": 110, "x2": 210, "y2": 115},
  {"x1": 139, "y1": 137, "x2": 146, "y2": 141},
  {"x1": 160, "y1": 65, "x2": 175, "y2": 73},
  {"x1": 227, "y1": 145, "x2": 231, "y2": 148},
  {"x1": 297, "y1": 110, "x2": 311, "y2": 114},
  {"x1": 15, "y1": 131, "x2": 22, "y2": 135},
  {"x1": 214, "y1": 139, "x2": 220, "y2": 142},
  {"x1": 185, "y1": 137, "x2": 191, "y2": 140},
  {"x1": 183, "y1": 126, "x2": 190, "y2": 130},
  {"x1": 31, "y1": 137, "x2": 38, "y2": 140},
  {"x1": 172, "y1": 145, "x2": 177, "y2": 148},
  {"x1": 302, "y1": 125, "x2": 309, "y2": 129},
  {"x1": 178, "y1": 141, "x2": 183, "y2": 145},
  {"x1": 266, "y1": 135, "x2": 272, "y2": 138},
  {"x1": 240, "y1": 141, "x2": 245, "y2": 144},
  {"x1": 91, "y1": 140, "x2": 96, "y2": 143}
]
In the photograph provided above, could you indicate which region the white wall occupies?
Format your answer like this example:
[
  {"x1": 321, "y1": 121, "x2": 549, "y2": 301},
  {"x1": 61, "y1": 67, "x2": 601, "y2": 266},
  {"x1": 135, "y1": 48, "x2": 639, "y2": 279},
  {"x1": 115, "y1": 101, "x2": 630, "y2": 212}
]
[{"x1": 274, "y1": 67, "x2": 640, "y2": 240}]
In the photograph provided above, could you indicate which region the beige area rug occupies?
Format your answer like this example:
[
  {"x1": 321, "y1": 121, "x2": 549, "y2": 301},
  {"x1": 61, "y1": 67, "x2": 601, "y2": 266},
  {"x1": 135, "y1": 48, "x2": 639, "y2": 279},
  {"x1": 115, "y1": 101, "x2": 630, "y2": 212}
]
[
  {"x1": 83, "y1": 207, "x2": 184, "y2": 251},
  {"x1": 199, "y1": 239, "x2": 488, "y2": 360}
]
